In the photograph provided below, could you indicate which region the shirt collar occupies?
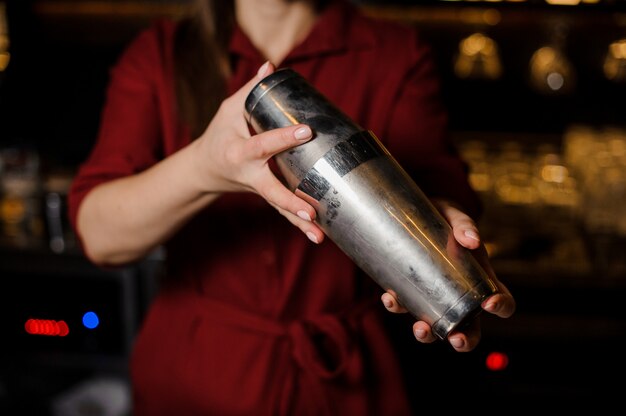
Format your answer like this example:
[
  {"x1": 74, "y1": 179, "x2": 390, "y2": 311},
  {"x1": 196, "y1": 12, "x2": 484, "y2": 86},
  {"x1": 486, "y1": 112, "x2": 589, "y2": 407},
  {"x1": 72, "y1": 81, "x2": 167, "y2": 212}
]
[{"x1": 229, "y1": 0, "x2": 376, "y2": 63}]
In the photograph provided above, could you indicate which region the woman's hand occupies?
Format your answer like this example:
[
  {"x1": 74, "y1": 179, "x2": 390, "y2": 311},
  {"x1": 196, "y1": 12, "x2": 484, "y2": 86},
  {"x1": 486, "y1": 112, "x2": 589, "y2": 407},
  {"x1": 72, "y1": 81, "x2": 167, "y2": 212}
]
[
  {"x1": 192, "y1": 61, "x2": 325, "y2": 244},
  {"x1": 380, "y1": 199, "x2": 516, "y2": 352}
]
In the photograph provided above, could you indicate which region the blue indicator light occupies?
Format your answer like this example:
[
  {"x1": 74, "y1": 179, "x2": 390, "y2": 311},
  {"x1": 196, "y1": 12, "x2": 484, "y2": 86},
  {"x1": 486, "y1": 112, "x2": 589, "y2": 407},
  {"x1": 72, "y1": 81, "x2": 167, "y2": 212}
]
[{"x1": 82, "y1": 311, "x2": 99, "y2": 329}]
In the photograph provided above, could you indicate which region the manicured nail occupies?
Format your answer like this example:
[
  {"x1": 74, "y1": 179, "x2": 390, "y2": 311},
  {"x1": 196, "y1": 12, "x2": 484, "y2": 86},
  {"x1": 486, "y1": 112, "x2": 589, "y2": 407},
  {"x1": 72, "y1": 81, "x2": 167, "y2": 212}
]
[
  {"x1": 449, "y1": 337, "x2": 465, "y2": 349},
  {"x1": 414, "y1": 328, "x2": 426, "y2": 340},
  {"x1": 257, "y1": 61, "x2": 270, "y2": 77},
  {"x1": 484, "y1": 301, "x2": 497, "y2": 312},
  {"x1": 306, "y1": 232, "x2": 318, "y2": 244},
  {"x1": 294, "y1": 126, "x2": 312, "y2": 140},
  {"x1": 297, "y1": 210, "x2": 311, "y2": 221},
  {"x1": 464, "y1": 229, "x2": 480, "y2": 241}
]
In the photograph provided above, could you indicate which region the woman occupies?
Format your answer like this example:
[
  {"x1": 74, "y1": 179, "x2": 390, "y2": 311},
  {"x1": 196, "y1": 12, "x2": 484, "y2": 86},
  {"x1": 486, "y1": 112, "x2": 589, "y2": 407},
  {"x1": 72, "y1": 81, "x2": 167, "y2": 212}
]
[{"x1": 68, "y1": 0, "x2": 515, "y2": 414}]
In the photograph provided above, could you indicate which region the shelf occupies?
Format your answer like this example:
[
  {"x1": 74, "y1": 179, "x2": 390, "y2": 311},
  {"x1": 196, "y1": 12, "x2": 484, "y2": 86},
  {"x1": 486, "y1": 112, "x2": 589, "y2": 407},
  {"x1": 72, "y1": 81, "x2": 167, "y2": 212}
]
[
  {"x1": 29, "y1": 1, "x2": 626, "y2": 26},
  {"x1": 32, "y1": 1, "x2": 188, "y2": 19}
]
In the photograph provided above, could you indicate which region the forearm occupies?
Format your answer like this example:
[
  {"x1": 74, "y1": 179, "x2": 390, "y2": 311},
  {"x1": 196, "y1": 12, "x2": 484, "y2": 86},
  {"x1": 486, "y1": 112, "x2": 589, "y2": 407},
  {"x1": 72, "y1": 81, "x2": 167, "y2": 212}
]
[{"x1": 76, "y1": 140, "x2": 218, "y2": 266}]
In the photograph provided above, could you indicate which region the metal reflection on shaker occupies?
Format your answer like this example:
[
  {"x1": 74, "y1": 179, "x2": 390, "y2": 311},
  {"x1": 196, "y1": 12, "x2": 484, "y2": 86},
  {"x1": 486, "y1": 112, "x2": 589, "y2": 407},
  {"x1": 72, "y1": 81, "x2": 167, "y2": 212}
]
[{"x1": 245, "y1": 68, "x2": 498, "y2": 340}]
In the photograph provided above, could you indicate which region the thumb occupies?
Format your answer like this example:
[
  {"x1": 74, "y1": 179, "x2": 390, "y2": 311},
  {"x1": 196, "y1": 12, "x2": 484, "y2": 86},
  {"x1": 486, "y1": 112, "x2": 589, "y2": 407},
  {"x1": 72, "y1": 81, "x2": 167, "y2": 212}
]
[
  {"x1": 231, "y1": 61, "x2": 275, "y2": 109},
  {"x1": 256, "y1": 60, "x2": 274, "y2": 80}
]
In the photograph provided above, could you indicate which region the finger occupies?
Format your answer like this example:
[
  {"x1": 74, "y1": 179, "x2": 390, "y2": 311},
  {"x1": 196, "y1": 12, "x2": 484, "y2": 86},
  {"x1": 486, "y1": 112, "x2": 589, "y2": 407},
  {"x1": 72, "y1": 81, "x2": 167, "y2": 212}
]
[
  {"x1": 470, "y1": 247, "x2": 516, "y2": 319},
  {"x1": 222, "y1": 61, "x2": 276, "y2": 118},
  {"x1": 432, "y1": 199, "x2": 517, "y2": 319},
  {"x1": 381, "y1": 292, "x2": 408, "y2": 313},
  {"x1": 434, "y1": 199, "x2": 481, "y2": 250},
  {"x1": 482, "y1": 290, "x2": 516, "y2": 319},
  {"x1": 252, "y1": 170, "x2": 318, "y2": 231},
  {"x1": 239, "y1": 60, "x2": 275, "y2": 102},
  {"x1": 458, "y1": 236, "x2": 515, "y2": 318},
  {"x1": 245, "y1": 124, "x2": 313, "y2": 160},
  {"x1": 466, "y1": 244, "x2": 516, "y2": 319},
  {"x1": 447, "y1": 318, "x2": 482, "y2": 352},
  {"x1": 412, "y1": 321, "x2": 438, "y2": 344},
  {"x1": 273, "y1": 204, "x2": 325, "y2": 244}
]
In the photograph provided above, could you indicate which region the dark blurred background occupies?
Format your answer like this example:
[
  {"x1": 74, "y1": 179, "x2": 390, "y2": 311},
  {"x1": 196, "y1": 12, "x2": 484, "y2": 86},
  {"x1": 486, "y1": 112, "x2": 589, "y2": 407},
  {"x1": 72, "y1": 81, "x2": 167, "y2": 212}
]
[{"x1": 1, "y1": 0, "x2": 625, "y2": 414}]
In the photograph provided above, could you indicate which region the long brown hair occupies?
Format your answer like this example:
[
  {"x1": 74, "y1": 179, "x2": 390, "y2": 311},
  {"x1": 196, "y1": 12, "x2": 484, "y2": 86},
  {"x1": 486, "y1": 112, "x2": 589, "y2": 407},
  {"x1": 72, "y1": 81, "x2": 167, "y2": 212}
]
[
  {"x1": 173, "y1": 0, "x2": 235, "y2": 139},
  {"x1": 174, "y1": 0, "x2": 331, "y2": 138}
]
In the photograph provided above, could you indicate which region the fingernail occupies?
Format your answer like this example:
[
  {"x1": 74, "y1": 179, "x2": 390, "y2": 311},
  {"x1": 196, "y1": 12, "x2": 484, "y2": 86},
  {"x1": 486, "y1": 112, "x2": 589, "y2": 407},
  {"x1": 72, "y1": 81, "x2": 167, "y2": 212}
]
[
  {"x1": 306, "y1": 232, "x2": 318, "y2": 244},
  {"x1": 382, "y1": 297, "x2": 392, "y2": 309},
  {"x1": 449, "y1": 337, "x2": 464, "y2": 349},
  {"x1": 464, "y1": 229, "x2": 480, "y2": 241},
  {"x1": 294, "y1": 126, "x2": 312, "y2": 140},
  {"x1": 297, "y1": 210, "x2": 311, "y2": 222},
  {"x1": 414, "y1": 328, "x2": 426, "y2": 340},
  {"x1": 484, "y1": 301, "x2": 497, "y2": 312},
  {"x1": 257, "y1": 61, "x2": 270, "y2": 77}
]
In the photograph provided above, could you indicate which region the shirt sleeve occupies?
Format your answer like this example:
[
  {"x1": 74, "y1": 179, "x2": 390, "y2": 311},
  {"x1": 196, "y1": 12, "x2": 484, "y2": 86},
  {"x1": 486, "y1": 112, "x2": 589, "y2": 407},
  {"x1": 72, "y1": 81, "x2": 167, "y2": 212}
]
[
  {"x1": 383, "y1": 30, "x2": 482, "y2": 220},
  {"x1": 67, "y1": 25, "x2": 165, "y2": 240}
]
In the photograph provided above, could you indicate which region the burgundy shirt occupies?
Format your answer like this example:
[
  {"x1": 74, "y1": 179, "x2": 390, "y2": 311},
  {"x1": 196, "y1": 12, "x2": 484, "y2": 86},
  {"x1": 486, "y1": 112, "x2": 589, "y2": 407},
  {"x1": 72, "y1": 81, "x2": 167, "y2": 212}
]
[{"x1": 68, "y1": 1, "x2": 480, "y2": 415}]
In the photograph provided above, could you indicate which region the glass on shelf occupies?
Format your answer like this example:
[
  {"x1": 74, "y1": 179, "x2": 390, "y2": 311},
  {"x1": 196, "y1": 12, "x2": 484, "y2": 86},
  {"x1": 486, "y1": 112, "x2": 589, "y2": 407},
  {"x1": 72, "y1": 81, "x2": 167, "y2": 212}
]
[
  {"x1": 564, "y1": 126, "x2": 626, "y2": 235},
  {"x1": 534, "y1": 143, "x2": 579, "y2": 212},
  {"x1": 603, "y1": 38, "x2": 626, "y2": 83},
  {"x1": 42, "y1": 170, "x2": 76, "y2": 253},
  {"x1": 0, "y1": 147, "x2": 43, "y2": 247},
  {"x1": 457, "y1": 140, "x2": 493, "y2": 194},
  {"x1": 491, "y1": 141, "x2": 540, "y2": 207},
  {"x1": 457, "y1": 134, "x2": 592, "y2": 271},
  {"x1": 454, "y1": 32, "x2": 503, "y2": 80}
]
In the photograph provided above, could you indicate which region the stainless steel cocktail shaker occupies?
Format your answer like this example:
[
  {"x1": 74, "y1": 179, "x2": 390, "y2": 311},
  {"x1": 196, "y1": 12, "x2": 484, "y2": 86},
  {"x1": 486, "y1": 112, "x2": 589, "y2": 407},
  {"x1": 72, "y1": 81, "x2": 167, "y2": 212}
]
[{"x1": 245, "y1": 68, "x2": 498, "y2": 340}]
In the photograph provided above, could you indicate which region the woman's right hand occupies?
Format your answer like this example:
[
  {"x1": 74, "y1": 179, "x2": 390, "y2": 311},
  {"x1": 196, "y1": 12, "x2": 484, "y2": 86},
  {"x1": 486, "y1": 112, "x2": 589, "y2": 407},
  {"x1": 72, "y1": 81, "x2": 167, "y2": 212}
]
[{"x1": 192, "y1": 61, "x2": 325, "y2": 245}]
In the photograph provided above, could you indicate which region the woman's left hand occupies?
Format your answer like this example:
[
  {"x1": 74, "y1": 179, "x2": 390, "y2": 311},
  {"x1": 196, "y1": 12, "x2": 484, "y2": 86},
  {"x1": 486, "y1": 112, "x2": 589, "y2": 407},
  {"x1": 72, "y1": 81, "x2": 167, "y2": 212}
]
[{"x1": 380, "y1": 199, "x2": 516, "y2": 352}]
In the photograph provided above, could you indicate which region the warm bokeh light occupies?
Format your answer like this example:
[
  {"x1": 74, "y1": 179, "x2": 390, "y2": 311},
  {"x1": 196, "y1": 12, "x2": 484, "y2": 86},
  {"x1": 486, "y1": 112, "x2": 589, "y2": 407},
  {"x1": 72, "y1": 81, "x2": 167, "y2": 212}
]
[
  {"x1": 0, "y1": 51, "x2": 9, "y2": 71},
  {"x1": 0, "y1": 3, "x2": 8, "y2": 71},
  {"x1": 545, "y1": 0, "x2": 581, "y2": 5},
  {"x1": 455, "y1": 32, "x2": 502, "y2": 79},
  {"x1": 529, "y1": 46, "x2": 575, "y2": 94},
  {"x1": 604, "y1": 39, "x2": 626, "y2": 82}
]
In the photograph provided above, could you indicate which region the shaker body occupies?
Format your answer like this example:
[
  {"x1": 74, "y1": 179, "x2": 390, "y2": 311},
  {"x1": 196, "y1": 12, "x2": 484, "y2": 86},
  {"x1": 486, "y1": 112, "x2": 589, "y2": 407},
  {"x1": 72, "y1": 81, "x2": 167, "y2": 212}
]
[{"x1": 245, "y1": 69, "x2": 498, "y2": 339}]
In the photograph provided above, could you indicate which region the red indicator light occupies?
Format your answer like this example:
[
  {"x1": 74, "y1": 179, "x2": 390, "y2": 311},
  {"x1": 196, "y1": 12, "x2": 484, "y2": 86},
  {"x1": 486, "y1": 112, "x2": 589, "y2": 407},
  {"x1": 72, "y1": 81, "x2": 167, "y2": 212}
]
[
  {"x1": 485, "y1": 351, "x2": 509, "y2": 371},
  {"x1": 24, "y1": 319, "x2": 70, "y2": 337}
]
